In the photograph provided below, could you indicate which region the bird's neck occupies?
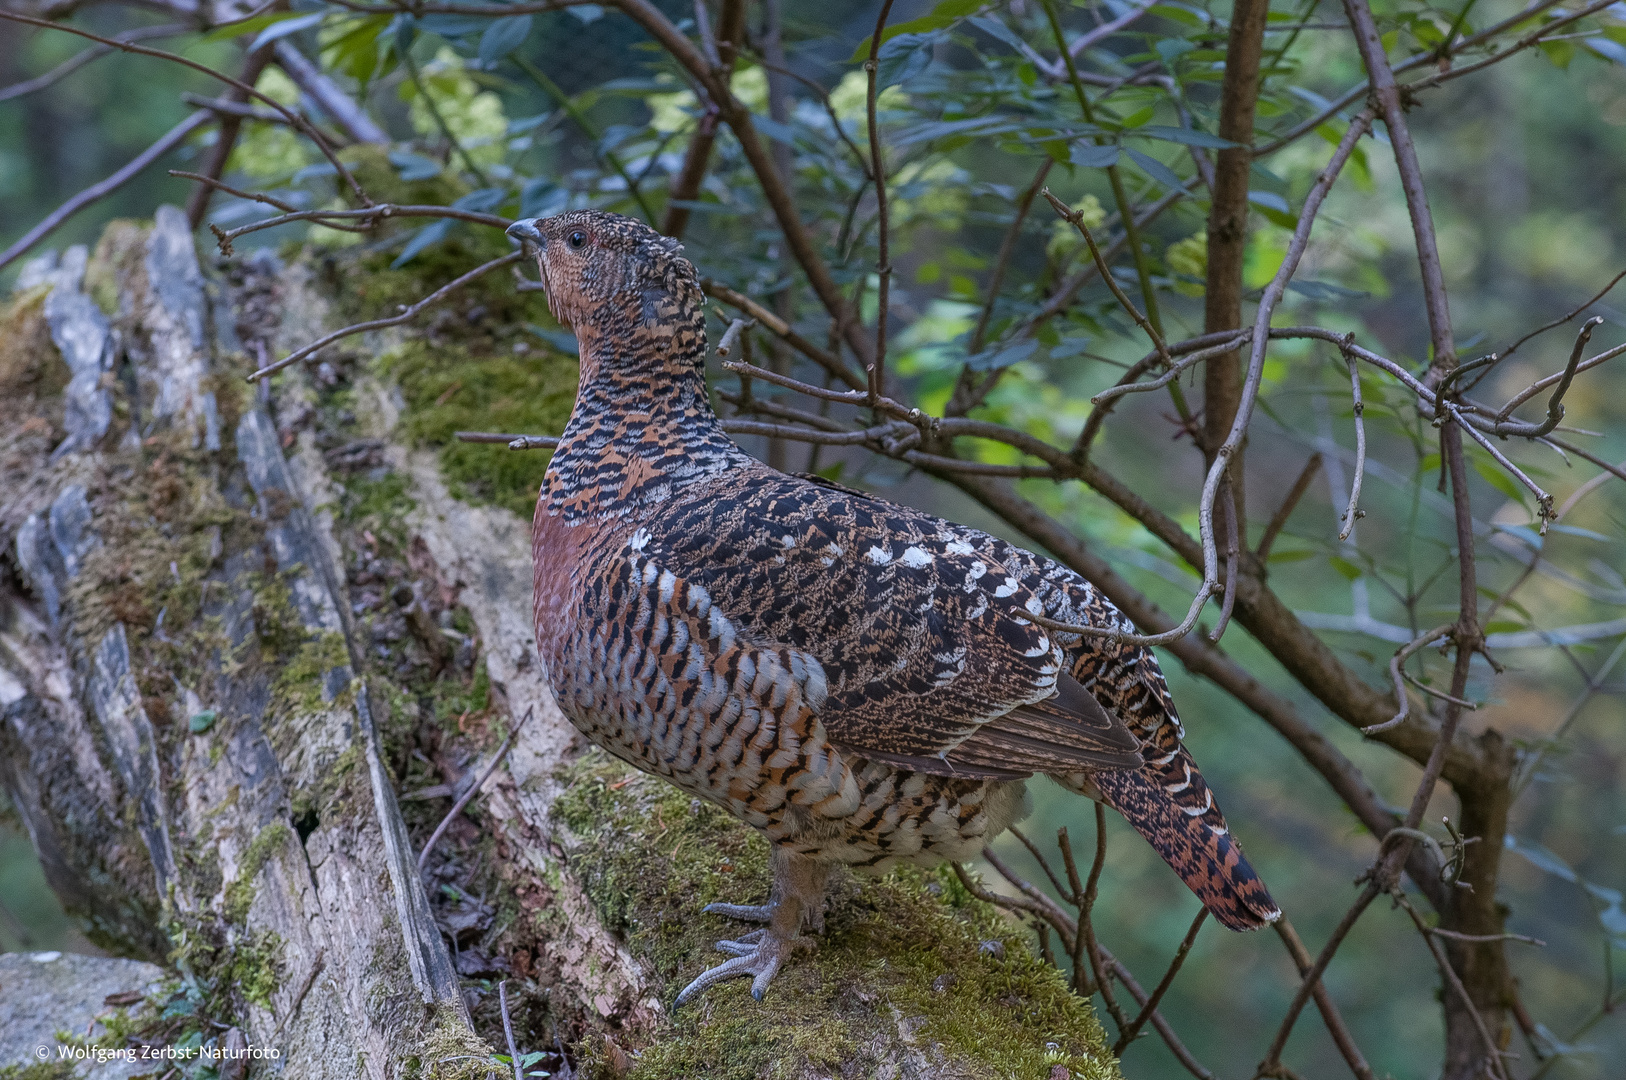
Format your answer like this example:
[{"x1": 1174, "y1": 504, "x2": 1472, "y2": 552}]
[{"x1": 542, "y1": 318, "x2": 751, "y2": 523}]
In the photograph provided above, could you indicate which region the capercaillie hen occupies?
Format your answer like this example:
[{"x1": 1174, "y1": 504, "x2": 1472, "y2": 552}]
[{"x1": 508, "y1": 209, "x2": 1279, "y2": 1004}]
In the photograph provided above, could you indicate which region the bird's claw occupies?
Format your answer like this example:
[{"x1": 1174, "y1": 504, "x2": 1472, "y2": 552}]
[
  {"x1": 674, "y1": 929, "x2": 805, "y2": 1005},
  {"x1": 701, "y1": 901, "x2": 775, "y2": 922}
]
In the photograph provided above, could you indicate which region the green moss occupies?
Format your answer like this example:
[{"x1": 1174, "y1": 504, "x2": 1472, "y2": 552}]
[
  {"x1": 223, "y1": 823, "x2": 291, "y2": 924},
  {"x1": 0, "y1": 284, "x2": 63, "y2": 396},
  {"x1": 413, "y1": 1003, "x2": 500, "y2": 1080},
  {"x1": 229, "y1": 928, "x2": 285, "y2": 1009},
  {"x1": 554, "y1": 752, "x2": 1120, "y2": 1080},
  {"x1": 0, "y1": 1063, "x2": 76, "y2": 1080},
  {"x1": 383, "y1": 339, "x2": 575, "y2": 518},
  {"x1": 270, "y1": 630, "x2": 353, "y2": 716},
  {"x1": 340, "y1": 470, "x2": 417, "y2": 547}
]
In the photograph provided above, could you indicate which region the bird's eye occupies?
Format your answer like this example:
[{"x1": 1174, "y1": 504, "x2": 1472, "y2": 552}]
[{"x1": 567, "y1": 230, "x2": 587, "y2": 250}]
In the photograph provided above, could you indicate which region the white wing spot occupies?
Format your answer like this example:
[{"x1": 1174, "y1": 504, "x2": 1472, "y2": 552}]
[
  {"x1": 780, "y1": 534, "x2": 797, "y2": 548},
  {"x1": 1025, "y1": 595, "x2": 1045, "y2": 616},
  {"x1": 900, "y1": 546, "x2": 933, "y2": 568},
  {"x1": 629, "y1": 527, "x2": 651, "y2": 552},
  {"x1": 865, "y1": 546, "x2": 893, "y2": 565},
  {"x1": 944, "y1": 539, "x2": 974, "y2": 555},
  {"x1": 966, "y1": 561, "x2": 987, "y2": 580},
  {"x1": 993, "y1": 576, "x2": 1020, "y2": 598}
]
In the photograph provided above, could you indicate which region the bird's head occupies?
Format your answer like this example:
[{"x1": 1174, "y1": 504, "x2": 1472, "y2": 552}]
[{"x1": 506, "y1": 210, "x2": 700, "y2": 335}]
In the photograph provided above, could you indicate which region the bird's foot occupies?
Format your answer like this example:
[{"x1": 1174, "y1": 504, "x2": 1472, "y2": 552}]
[
  {"x1": 674, "y1": 927, "x2": 810, "y2": 1005},
  {"x1": 701, "y1": 901, "x2": 775, "y2": 923}
]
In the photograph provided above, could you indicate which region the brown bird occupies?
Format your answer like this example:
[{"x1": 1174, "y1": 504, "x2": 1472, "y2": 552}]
[{"x1": 508, "y1": 210, "x2": 1278, "y2": 1004}]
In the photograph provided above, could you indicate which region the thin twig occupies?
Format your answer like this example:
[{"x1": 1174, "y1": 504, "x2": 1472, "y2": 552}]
[
  {"x1": 1448, "y1": 402, "x2": 1555, "y2": 524},
  {"x1": 0, "y1": 12, "x2": 370, "y2": 206},
  {"x1": 1260, "y1": 907, "x2": 1381, "y2": 1080},
  {"x1": 1425, "y1": 927, "x2": 1545, "y2": 946},
  {"x1": 1492, "y1": 316, "x2": 1606, "y2": 428},
  {"x1": 701, "y1": 279, "x2": 861, "y2": 389},
  {"x1": 1211, "y1": 484, "x2": 1240, "y2": 642},
  {"x1": 1102, "y1": 948, "x2": 1219, "y2": 1080},
  {"x1": 1006, "y1": 826, "x2": 1076, "y2": 904},
  {"x1": 1339, "y1": 350, "x2": 1367, "y2": 541},
  {"x1": 1082, "y1": 807, "x2": 1127, "y2": 1033},
  {"x1": 1113, "y1": 908, "x2": 1207, "y2": 1055},
  {"x1": 500, "y1": 980, "x2": 524, "y2": 1080},
  {"x1": 418, "y1": 708, "x2": 533, "y2": 873},
  {"x1": 1369, "y1": 622, "x2": 1454, "y2": 727},
  {"x1": 1042, "y1": 189, "x2": 1169, "y2": 364},
  {"x1": 250, "y1": 253, "x2": 522, "y2": 382},
  {"x1": 863, "y1": 0, "x2": 898, "y2": 404},
  {"x1": 0, "y1": 23, "x2": 190, "y2": 103},
  {"x1": 1256, "y1": 453, "x2": 1323, "y2": 563},
  {"x1": 0, "y1": 110, "x2": 213, "y2": 273},
  {"x1": 170, "y1": 171, "x2": 302, "y2": 214},
  {"x1": 1394, "y1": 894, "x2": 1513, "y2": 1080},
  {"x1": 267, "y1": 949, "x2": 325, "y2": 1046},
  {"x1": 716, "y1": 318, "x2": 754, "y2": 357}
]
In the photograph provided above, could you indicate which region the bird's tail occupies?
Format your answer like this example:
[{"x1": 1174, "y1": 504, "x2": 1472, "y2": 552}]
[{"x1": 1060, "y1": 751, "x2": 1280, "y2": 931}]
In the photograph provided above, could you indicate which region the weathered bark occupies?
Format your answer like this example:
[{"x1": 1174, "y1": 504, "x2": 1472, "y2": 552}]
[{"x1": 0, "y1": 212, "x2": 1122, "y2": 1079}]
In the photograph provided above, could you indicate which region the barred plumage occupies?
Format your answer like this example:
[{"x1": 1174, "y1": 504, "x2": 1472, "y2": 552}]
[{"x1": 511, "y1": 210, "x2": 1278, "y2": 1003}]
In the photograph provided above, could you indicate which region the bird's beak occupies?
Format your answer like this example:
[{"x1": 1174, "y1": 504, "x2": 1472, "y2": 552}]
[{"x1": 506, "y1": 219, "x2": 543, "y2": 247}]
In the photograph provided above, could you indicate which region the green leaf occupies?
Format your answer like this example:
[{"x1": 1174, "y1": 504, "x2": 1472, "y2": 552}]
[
  {"x1": 201, "y1": 11, "x2": 302, "y2": 44},
  {"x1": 249, "y1": 12, "x2": 324, "y2": 53},
  {"x1": 1123, "y1": 147, "x2": 1185, "y2": 191},
  {"x1": 877, "y1": 32, "x2": 939, "y2": 89},
  {"x1": 478, "y1": 15, "x2": 533, "y2": 65},
  {"x1": 1328, "y1": 555, "x2": 1362, "y2": 581},
  {"x1": 1539, "y1": 39, "x2": 1575, "y2": 69},
  {"x1": 189, "y1": 710, "x2": 218, "y2": 734},
  {"x1": 1473, "y1": 456, "x2": 1531, "y2": 506},
  {"x1": 849, "y1": 0, "x2": 985, "y2": 61},
  {"x1": 966, "y1": 336, "x2": 1040, "y2": 371},
  {"x1": 1070, "y1": 142, "x2": 1120, "y2": 168},
  {"x1": 1130, "y1": 125, "x2": 1237, "y2": 149},
  {"x1": 1267, "y1": 548, "x2": 1317, "y2": 564}
]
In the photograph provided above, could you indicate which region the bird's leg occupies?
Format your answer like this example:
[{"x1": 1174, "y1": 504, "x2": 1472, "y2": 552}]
[{"x1": 676, "y1": 848, "x2": 828, "y2": 1004}]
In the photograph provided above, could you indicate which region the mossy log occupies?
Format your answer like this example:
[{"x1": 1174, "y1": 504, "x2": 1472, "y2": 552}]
[{"x1": 0, "y1": 211, "x2": 1120, "y2": 1080}]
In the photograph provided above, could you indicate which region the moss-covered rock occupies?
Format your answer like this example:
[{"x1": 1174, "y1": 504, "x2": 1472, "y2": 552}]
[{"x1": 555, "y1": 751, "x2": 1120, "y2": 1080}]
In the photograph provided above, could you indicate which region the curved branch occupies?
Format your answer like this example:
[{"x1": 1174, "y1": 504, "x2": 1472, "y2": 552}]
[{"x1": 0, "y1": 109, "x2": 212, "y2": 273}]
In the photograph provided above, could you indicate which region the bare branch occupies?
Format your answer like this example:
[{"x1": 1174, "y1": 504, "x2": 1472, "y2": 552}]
[
  {"x1": 701, "y1": 279, "x2": 862, "y2": 389},
  {"x1": 1100, "y1": 948, "x2": 1219, "y2": 1080},
  {"x1": 1449, "y1": 402, "x2": 1555, "y2": 524},
  {"x1": 1394, "y1": 894, "x2": 1513, "y2": 1080},
  {"x1": 0, "y1": 109, "x2": 212, "y2": 274},
  {"x1": 1256, "y1": 453, "x2": 1324, "y2": 563},
  {"x1": 1260, "y1": 904, "x2": 1382, "y2": 1080},
  {"x1": 1496, "y1": 268, "x2": 1626, "y2": 365},
  {"x1": 210, "y1": 202, "x2": 512, "y2": 254},
  {"x1": 1492, "y1": 318, "x2": 1618, "y2": 428},
  {"x1": 417, "y1": 707, "x2": 532, "y2": 873},
  {"x1": 0, "y1": 23, "x2": 189, "y2": 103},
  {"x1": 499, "y1": 980, "x2": 524, "y2": 1080},
  {"x1": 248, "y1": 252, "x2": 523, "y2": 382},
  {"x1": 1367, "y1": 624, "x2": 1456, "y2": 735},
  {"x1": 1112, "y1": 908, "x2": 1207, "y2": 1055},
  {"x1": 1042, "y1": 188, "x2": 1169, "y2": 364},
  {"x1": 1339, "y1": 350, "x2": 1367, "y2": 541},
  {"x1": 271, "y1": 39, "x2": 388, "y2": 145},
  {"x1": 862, "y1": 0, "x2": 898, "y2": 403},
  {"x1": 0, "y1": 11, "x2": 372, "y2": 206},
  {"x1": 715, "y1": 317, "x2": 754, "y2": 357}
]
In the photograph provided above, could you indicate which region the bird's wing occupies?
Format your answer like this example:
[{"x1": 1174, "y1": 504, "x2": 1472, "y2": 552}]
[{"x1": 639, "y1": 472, "x2": 1142, "y2": 777}]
